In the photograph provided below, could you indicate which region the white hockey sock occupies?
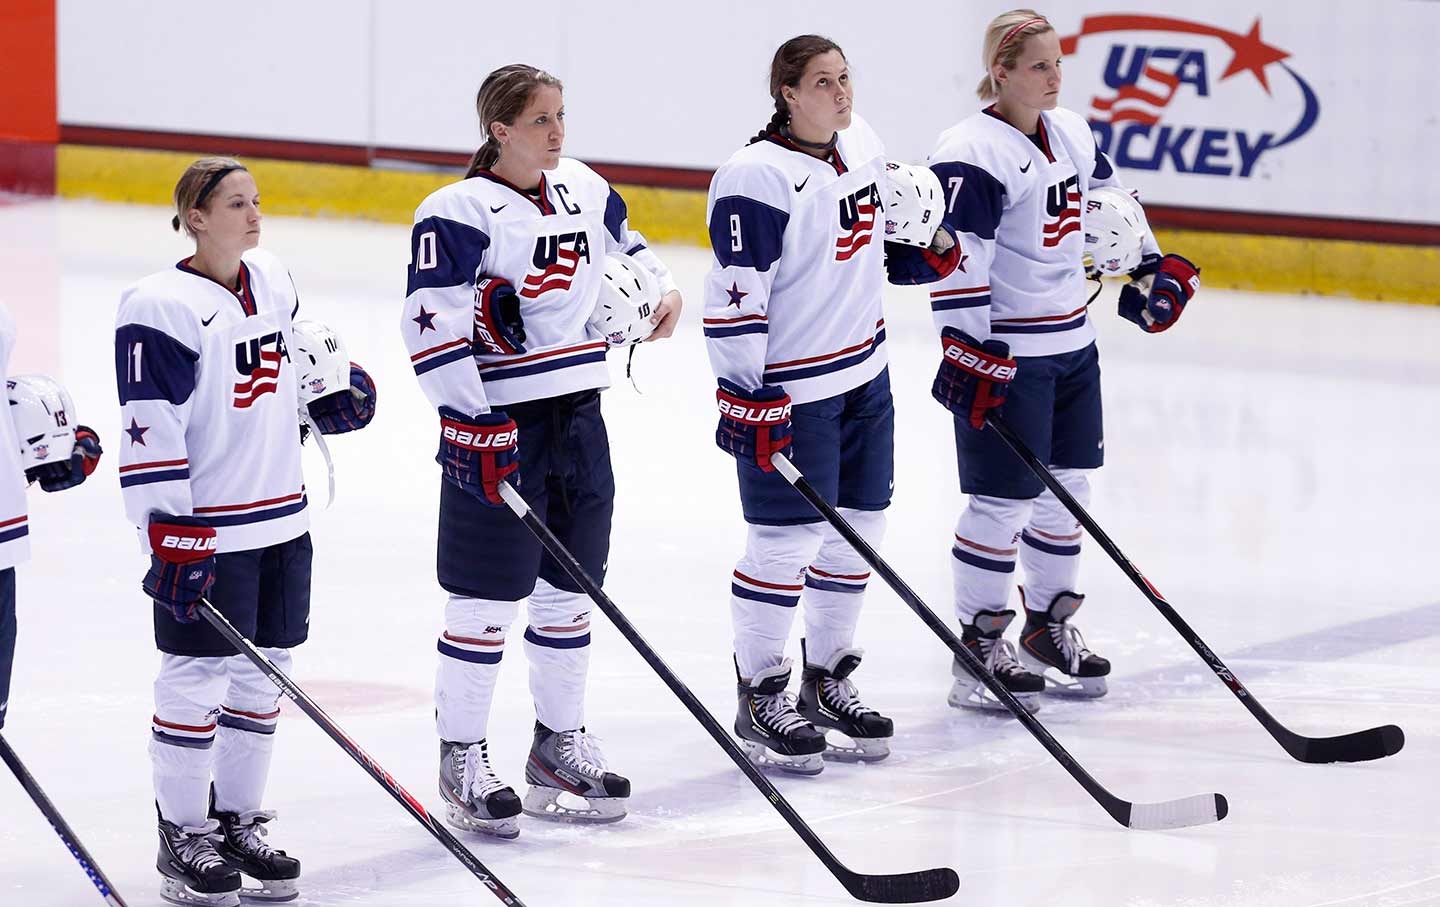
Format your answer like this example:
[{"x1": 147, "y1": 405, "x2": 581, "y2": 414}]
[
  {"x1": 951, "y1": 495, "x2": 1035, "y2": 623},
  {"x1": 1019, "y1": 469, "x2": 1091, "y2": 612},
  {"x1": 151, "y1": 655, "x2": 228, "y2": 827},
  {"x1": 802, "y1": 509, "x2": 884, "y2": 666},
  {"x1": 731, "y1": 522, "x2": 823, "y2": 680},
  {"x1": 436, "y1": 594, "x2": 519, "y2": 743},
  {"x1": 213, "y1": 649, "x2": 287, "y2": 814},
  {"x1": 524, "y1": 578, "x2": 591, "y2": 731}
]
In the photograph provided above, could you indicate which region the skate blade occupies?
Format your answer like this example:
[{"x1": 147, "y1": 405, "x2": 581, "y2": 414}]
[
  {"x1": 819, "y1": 731, "x2": 890, "y2": 763},
  {"x1": 238, "y1": 877, "x2": 299, "y2": 903},
  {"x1": 444, "y1": 803, "x2": 521, "y2": 839},
  {"x1": 947, "y1": 680, "x2": 1041, "y2": 715},
  {"x1": 160, "y1": 878, "x2": 241, "y2": 907},
  {"x1": 522, "y1": 785, "x2": 627, "y2": 824},
  {"x1": 1018, "y1": 653, "x2": 1109, "y2": 698},
  {"x1": 738, "y1": 739, "x2": 825, "y2": 775}
]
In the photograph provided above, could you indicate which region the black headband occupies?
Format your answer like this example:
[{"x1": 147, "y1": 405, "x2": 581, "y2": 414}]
[{"x1": 194, "y1": 165, "x2": 246, "y2": 209}]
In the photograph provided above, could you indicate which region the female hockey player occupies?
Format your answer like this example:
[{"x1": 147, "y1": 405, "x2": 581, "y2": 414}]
[
  {"x1": 117, "y1": 157, "x2": 376, "y2": 906},
  {"x1": 402, "y1": 63, "x2": 683, "y2": 838},
  {"x1": 924, "y1": 9, "x2": 1200, "y2": 714},
  {"x1": 705, "y1": 36, "x2": 961, "y2": 774}
]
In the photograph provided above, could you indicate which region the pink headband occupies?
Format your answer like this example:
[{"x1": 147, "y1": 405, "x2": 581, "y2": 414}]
[{"x1": 997, "y1": 17, "x2": 1046, "y2": 54}]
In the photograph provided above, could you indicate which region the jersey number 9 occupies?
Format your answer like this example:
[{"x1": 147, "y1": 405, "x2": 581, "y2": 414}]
[{"x1": 729, "y1": 214, "x2": 743, "y2": 252}]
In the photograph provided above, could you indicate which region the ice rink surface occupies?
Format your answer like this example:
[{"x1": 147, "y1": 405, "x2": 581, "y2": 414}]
[{"x1": 1, "y1": 197, "x2": 1437, "y2": 906}]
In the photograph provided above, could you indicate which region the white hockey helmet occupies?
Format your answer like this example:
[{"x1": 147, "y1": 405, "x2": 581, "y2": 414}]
[
  {"x1": 291, "y1": 319, "x2": 350, "y2": 404},
  {"x1": 589, "y1": 253, "x2": 661, "y2": 347},
  {"x1": 882, "y1": 160, "x2": 945, "y2": 247},
  {"x1": 7, "y1": 375, "x2": 77, "y2": 469},
  {"x1": 1083, "y1": 186, "x2": 1149, "y2": 277}
]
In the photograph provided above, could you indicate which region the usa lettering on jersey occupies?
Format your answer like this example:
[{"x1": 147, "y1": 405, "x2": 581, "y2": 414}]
[
  {"x1": 233, "y1": 331, "x2": 290, "y2": 408},
  {"x1": 835, "y1": 183, "x2": 881, "y2": 261},
  {"x1": 521, "y1": 232, "x2": 591, "y2": 298},
  {"x1": 1044, "y1": 175, "x2": 1082, "y2": 247}
]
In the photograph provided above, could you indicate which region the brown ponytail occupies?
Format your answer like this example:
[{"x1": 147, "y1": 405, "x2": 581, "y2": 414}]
[
  {"x1": 464, "y1": 64, "x2": 564, "y2": 178},
  {"x1": 748, "y1": 35, "x2": 844, "y2": 145}
]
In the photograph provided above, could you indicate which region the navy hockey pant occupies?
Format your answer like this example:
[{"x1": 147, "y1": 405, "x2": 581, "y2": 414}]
[{"x1": 0, "y1": 568, "x2": 14, "y2": 729}]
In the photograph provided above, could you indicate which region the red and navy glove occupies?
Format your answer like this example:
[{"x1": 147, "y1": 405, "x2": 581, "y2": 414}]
[
  {"x1": 473, "y1": 277, "x2": 526, "y2": 355},
  {"x1": 437, "y1": 406, "x2": 519, "y2": 506},
  {"x1": 884, "y1": 226, "x2": 963, "y2": 285},
  {"x1": 144, "y1": 516, "x2": 218, "y2": 623},
  {"x1": 28, "y1": 425, "x2": 102, "y2": 492},
  {"x1": 715, "y1": 378, "x2": 793, "y2": 473},
  {"x1": 1118, "y1": 253, "x2": 1200, "y2": 333},
  {"x1": 932, "y1": 328, "x2": 1017, "y2": 430},
  {"x1": 307, "y1": 363, "x2": 377, "y2": 434}
]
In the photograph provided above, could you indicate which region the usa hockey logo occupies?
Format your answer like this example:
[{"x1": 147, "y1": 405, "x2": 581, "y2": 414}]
[
  {"x1": 233, "y1": 331, "x2": 290, "y2": 409},
  {"x1": 835, "y1": 183, "x2": 880, "y2": 262},
  {"x1": 1062, "y1": 15, "x2": 1318, "y2": 178},
  {"x1": 1044, "y1": 174, "x2": 1082, "y2": 247},
  {"x1": 520, "y1": 231, "x2": 590, "y2": 298}
]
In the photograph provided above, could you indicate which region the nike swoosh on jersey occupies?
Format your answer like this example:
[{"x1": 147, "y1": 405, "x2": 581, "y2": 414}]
[
  {"x1": 201, "y1": 311, "x2": 218, "y2": 326},
  {"x1": 1020, "y1": 161, "x2": 1032, "y2": 173},
  {"x1": 794, "y1": 176, "x2": 810, "y2": 192},
  {"x1": 490, "y1": 204, "x2": 508, "y2": 213}
]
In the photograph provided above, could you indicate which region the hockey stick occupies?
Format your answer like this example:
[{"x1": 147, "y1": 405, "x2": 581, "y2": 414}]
[
  {"x1": 0, "y1": 733, "x2": 128, "y2": 905},
  {"x1": 984, "y1": 414, "x2": 1405, "y2": 764},
  {"x1": 770, "y1": 453, "x2": 1226, "y2": 831},
  {"x1": 497, "y1": 481, "x2": 959, "y2": 904},
  {"x1": 195, "y1": 600, "x2": 527, "y2": 906}
]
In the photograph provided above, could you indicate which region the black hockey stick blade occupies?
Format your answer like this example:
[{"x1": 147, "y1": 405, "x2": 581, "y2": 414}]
[
  {"x1": 0, "y1": 734, "x2": 129, "y2": 906},
  {"x1": 842, "y1": 867, "x2": 961, "y2": 904},
  {"x1": 496, "y1": 482, "x2": 959, "y2": 903},
  {"x1": 1282, "y1": 723, "x2": 1405, "y2": 764}
]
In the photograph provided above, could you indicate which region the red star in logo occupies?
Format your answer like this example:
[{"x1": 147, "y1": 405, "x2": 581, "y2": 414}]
[{"x1": 1219, "y1": 18, "x2": 1290, "y2": 95}]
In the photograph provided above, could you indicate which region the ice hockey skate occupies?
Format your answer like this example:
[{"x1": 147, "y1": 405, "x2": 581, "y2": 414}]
[
  {"x1": 949, "y1": 609, "x2": 1044, "y2": 714},
  {"x1": 522, "y1": 721, "x2": 630, "y2": 823},
  {"x1": 796, "y1": 641, "x2": 893, "y2": 762},
  {"x1": 211, "y1": 804, "x2": 301, "y2": 902},
  {"x1": 734, "y1": 658, "x2": 826, "y2": 775},
  {"x1": 439, "y1": 739, "x2": 523, "y2": 838},
  {"x1": 157, "y1": 813, "x2": 242, "y2": 907},
  {"x1": 1019, "y1": 590, "x2": 1111, "y2": 698}
]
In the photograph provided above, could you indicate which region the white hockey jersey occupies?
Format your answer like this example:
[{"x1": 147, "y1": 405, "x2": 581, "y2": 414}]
[
  {"x1": 0, "y1": 303, "x2": 31, "y2": 570},
  {"x1": 703, "y1": 115, "x2": 888, "y2": 405},
  {"x1": 926, "y1": 105, "x2": 1160, "y2": 357},
  {"x1": 403, "y1": 158, "x2": 676, "y2": 414},
  {"x1": 115, "y1": 248, "x2": 308, "y2": 553}
]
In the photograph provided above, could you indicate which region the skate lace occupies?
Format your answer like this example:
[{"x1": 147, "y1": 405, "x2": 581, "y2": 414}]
[
  {"x1": 977, "y1": 635, "x2": 1027, "y2": 678},
  {"x1": 175, "y1": 819, "x2": 228, "y2": 872},
  {"x1": 227, "y1": 810, "x2": 279, "y2": 858},
  {"x1": 756, "y1": 691, "x2": 811, "y2": 734},
  {"x1": 1050, "y1": 620, "x2": 1094, "y2": 673},
  {"x1": 460, "y1": 744, "x2": 510, "y2": 801},
  {"x1": 555, "y1": 730, "x2": 609, "y2": 779},
  {"x1": 819, "y1": 677, "x2": 878, "y2": 719}
]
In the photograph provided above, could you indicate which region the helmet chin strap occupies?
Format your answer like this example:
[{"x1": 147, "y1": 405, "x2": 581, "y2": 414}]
[{"x1": 299, "y1": 407, "x2": 336, "y2": 509}]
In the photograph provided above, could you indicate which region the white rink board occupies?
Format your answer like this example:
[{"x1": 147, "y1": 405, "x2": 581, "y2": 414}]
[
  {"x1": 58, "y1": 0, "x2": 1440, "y2": 223},
  {"x1": 0, "y1": 197, "x2": 1438, "y2": 905}
]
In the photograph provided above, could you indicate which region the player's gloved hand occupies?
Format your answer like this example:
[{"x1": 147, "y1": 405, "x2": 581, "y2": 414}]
[
  {"x1": 27, "y1": 425, "x2": 102, "y2": 492},
  {"x1": 715, "y1": 378, "x2": 793, "y2": 473},
  {"x1": 437, "y1": 406, "x2": 519, "y2": 507},
  {"x1": 1118, "y1": 253, "x2": 1199, "y2": 333},
  {"x1": 144, "y1": 516, "x2": 218, "y2": 623},
  {"x1": 884, "y1": 225, "x2": 963, "y2": 285},
  {"x1": 933, "y1": 327, "x2": 1017, "y2": 430},
  {"x1": 307, "y1": 363, "x2": 377, "y2": 434},
  {"x1": 473, "y1": 277, "x2": 526, "y2": 355}
]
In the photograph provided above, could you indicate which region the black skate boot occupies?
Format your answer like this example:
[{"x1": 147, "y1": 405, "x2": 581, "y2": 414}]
[
  {"x1": 523, "y1": 721, "x2": 630, "y2": 824},
  {"x1": 948, "y1": 609, "x2": 1044, "y2": 714},
  {"x1": 735, "y1": 658, "x2": 827, "y2": 775},
  {"x1": 1019, "y1": 590, "x2": 1111, "y2": 698},
  {"x1": 157, "y1": 809, "x2": 242, "y2": 907},
  {"x1": 210, "y1": 802, "x2": 301, "y2": 902},
  {"x1": 797, "y1": 640, "x2": 893, "y2": 762},
  {"x1": 440, "y1": 739, "x2": 523, "y2": 839}
]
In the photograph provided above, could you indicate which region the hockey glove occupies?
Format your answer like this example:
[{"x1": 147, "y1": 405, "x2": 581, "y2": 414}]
[
  {"x1": 437, "y1": 407, "x2": 519, "y2": 507},
  {"x1": 307, "y1": 363, "x2": 377, "y2": 434},
  {"x1": 933, "y1": 328, "x2": 1017, "y2": 430},
  {"x1": 1118, "y1": 253, "x2": 1200, "y2": 333},
  {"x1": 473, "y1": 277, "x2": 527, "y2": 355},
  {"x1": 884, "y1": 226, "x2": 963, "y2": 285},
  {"x1": 144, "y1": 516, "x2": 218, "y2": 623},
  {"x1": 715, "y1": 378, "x2": 793, "y2": 473},
  {"x1": 28, "y1": 425, "x2": 102, "y2": 492}
]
